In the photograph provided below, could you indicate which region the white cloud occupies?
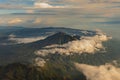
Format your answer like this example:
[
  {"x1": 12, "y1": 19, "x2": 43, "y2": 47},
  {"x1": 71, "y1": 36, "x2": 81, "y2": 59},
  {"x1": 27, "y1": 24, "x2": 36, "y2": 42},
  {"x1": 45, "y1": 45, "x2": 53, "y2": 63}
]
[
  {"x1": 8, "y1": 18, "x2": 23, "y2": 24},
  {"x1": 9, "y1": 35, "x2": 46, "y2": 44},
  {"x1": 26, "y1": 10, "x2": 34, "y2": 13},
  {"x1": 34, "y1": 2, "x2": 53, "y2": 8},
  {"x1": 33, "y1": 18, "x2": 42, "y2": 24},
  {"x1": 75, "y1": 62, "x2": 120, "y2": 80},
  {"x1": 0, "y1": 0, "x2": 119, "y2": 10},
  {"x1": 34, "y1": 57, "x2": 46, "y2": 67},
  {"x1": 34, "y1": 2, "x2": 68, "y2": 8},
  {"x1": 35, "y1": 30, "x2": 111, "y2": 56},
  {"x1": 9, "y1": 34, "x2": 16, "y2": 38}
]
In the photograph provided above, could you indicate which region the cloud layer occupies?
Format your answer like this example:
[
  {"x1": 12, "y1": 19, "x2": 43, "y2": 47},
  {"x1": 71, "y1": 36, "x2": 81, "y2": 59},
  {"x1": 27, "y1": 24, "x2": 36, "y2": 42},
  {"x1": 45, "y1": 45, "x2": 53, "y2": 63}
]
[
  {"x1": 8, "y1": 18, "x2": 23, "y2": 24},
  {"x1": 0, "y1": 0, "x2": 120, "y2": 10},
  {"x1": 75, "y1": 62, "x2": 120, "y2": 80},
  {"x1": 34, "y1": 2, "x2": 67, "y2": 8},
  {"x1": 0, "y1": 0, "x2": 119, "y2": 28},
  {"x1": 35, "y1": 30, "x2": 111, "y2": 56},
  {"x1": 9, "y1": 34, "x2": 46, "y2": 44}
]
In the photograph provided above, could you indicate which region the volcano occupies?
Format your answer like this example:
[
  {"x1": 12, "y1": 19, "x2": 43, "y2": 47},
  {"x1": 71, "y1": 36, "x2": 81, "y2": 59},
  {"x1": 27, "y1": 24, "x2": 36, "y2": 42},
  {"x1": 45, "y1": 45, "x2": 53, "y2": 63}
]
[
  {"x1": 29, "y1": 32, "x2": 79, "y2": 49},
  {"x1": 44, "y1": 32, "x2": 78, "y2": 44}
]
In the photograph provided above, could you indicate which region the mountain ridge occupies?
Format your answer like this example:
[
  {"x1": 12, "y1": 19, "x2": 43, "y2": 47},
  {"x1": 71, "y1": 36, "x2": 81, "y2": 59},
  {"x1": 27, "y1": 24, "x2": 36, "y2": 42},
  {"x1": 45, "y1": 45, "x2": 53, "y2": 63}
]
[{"x1": 28, "y1": 32, "x2": 79, "y2": 49}]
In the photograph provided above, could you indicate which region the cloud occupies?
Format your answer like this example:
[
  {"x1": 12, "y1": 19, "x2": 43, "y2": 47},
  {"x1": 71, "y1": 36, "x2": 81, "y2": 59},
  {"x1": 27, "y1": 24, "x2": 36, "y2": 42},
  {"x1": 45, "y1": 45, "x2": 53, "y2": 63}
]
[
  {"x1": 34, "y1": 2, "x2": 53, "y2": 8},
  {"x1": 0, "y1": 19, "x2": 5, "y2": 24},
  {"x1": 8, "y1": 18, "x2": 23, "y2": 24},
  {"x1": 74, "y1": 62, "x2": 120, "y2": 80},
  {"x1": 34, "y1": 57, "x2": 46, "y2": 67},
  {"x1": 64, "y1": 0, "x2": 120, "y2": 3},
  {"x1": 33, "y1": 18, "x2": 42, "y2": 24},
  {"x1": 0, "y1": 16, "x2": 56, "y2": 27},
  {"x1": 61, "y1": 0, "x2": 120, "y2": 9},
  {"x1": 0, "y1": 0, "x2": 119, "y2": 10},
  {"x1": 9, "y1": 35, "x2": 46, "y2": 44},
  {"x1": 0, "y1": 17, "x2": 29, "y2": 26},
  {"x1": 35, "y1": 30, "x2": 111, "y2": 56},
  {"x1": 26, "y1": 10, "x2": 34, "y2": 13},
  {"x1": 0, "y1": 3, "x2": 25, "y2": 9},
  {"x1": 34, "y1": 2, "x2": 68, "y2": 8},
  {"x1": 109, "y1": 0, "x2": 120, "y2": 3}
]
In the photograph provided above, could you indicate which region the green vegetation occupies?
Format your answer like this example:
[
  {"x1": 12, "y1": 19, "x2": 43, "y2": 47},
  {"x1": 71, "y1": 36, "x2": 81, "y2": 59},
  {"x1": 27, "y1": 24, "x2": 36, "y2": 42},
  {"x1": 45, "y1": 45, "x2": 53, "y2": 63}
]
[{"x1": 0, "y1": 63, "x2": 86, "y2": 80}]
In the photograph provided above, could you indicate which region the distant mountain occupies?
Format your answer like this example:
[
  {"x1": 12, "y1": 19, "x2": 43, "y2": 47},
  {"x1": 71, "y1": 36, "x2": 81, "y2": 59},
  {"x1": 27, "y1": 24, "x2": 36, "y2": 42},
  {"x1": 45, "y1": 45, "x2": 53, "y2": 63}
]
[
  {"x1": 45, "y1": 32, "x2": 79, "y2": 44},
  {"x1": 7, "y1": 27, "x2": 97, "y2": 38},
  {"x1": 0, "y1": 26, "x2": 24, "y2": 34},
  {"x1": 0, "y1": 26, "x2": 24, "y2": 30},
  {"x1": 28, "y1": 32, "x2": 79, "y2": 49},
  {"x1": 0, "y1": 27, "x2": 118, "y2": 80},
  {"x1": 0, "y1": 27, "x2": 105, "y2": 66}
]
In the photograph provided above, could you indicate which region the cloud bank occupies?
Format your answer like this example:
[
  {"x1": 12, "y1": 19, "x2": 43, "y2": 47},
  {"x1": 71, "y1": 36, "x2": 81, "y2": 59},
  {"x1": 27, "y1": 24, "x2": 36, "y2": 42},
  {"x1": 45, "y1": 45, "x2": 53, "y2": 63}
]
[
  {"x1": 75, "y1": 62, "x2": 120, "y2": 80},
  {"x1": 35, "y1": 30, "x2": 111, "y2": 56},
  {"x1": 8, "y1": 18, "x2": 23, "y2": 24},
  {"x1": 9, "y1": 34, "x2": 46, "y2": 44},
  {"x1": 34, "y1": 2, "x2": 68, "y2": 8},
  {"x1": 0, "y1": 0, "x2": 120, "y2": 10}
]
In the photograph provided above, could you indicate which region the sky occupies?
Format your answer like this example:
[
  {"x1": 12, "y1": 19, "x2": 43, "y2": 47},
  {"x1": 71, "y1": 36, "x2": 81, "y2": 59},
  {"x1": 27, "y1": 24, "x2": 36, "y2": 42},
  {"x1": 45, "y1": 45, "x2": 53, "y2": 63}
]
[{"x1": 0, "y1": 0, "x2": 120, "y2": 32}]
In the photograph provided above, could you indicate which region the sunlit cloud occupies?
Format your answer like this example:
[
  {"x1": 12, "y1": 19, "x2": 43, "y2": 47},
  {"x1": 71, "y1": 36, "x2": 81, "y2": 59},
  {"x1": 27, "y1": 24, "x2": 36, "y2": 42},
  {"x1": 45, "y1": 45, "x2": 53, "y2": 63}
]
[
  {"x1": 35, "y1": 30, "x2": 111, "y2": 56},
  {"x1": 0, "y1": 0, "x2": 119, "y2": 10},
  {"x1": 33, "y1": 18, "x2": 42, "y2": 24},
  {"x1": 0, "y1": 3, "x2": 25, "y2": 9},
  {"x1": 34, "y1": 57, "x2": 46, "y2": 67},
  {"x1": 75, "y1": 62, "x2": 120, "y2": 80},
  {"x1": 9, "y1": 34, "x2": 46, "y2": 44},
  {"x1": 33, "y1": 2, "x2": 69, "y2": 8},
  {"x1": 26, "y1": 10, "x2": 34, "y2": 13},
  {"x1": 8, "y1": 18, "x2": 23, "y2": 24},
  {"x1": 0, "y1": 0, "x2": 119, "y2": 28},
  {"x1": 0, "y1": 17, "x2": 27, "y2": 26},
  {"x1": 0, "y1": 19, "x2": 5, "y2": 24}
]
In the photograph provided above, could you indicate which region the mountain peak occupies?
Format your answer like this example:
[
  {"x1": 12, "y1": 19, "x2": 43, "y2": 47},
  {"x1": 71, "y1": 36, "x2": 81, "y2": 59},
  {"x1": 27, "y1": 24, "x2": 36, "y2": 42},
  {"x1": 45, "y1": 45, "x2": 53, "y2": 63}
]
[
  {"x1": 44, "y1": 32, "x2": 78, "y2": 45},
  {"x1": 51, "y1": 32, "x2": 69, "y2": 37},
  {"x1": 29, "y1": 32, "x2": 79, "y2": 49}
]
